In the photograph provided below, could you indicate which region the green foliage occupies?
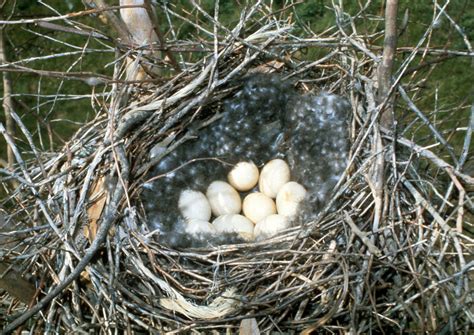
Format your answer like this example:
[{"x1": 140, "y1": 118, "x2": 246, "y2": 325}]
[
  {"x1": 1, "y1": 0, "x2": 114, "y2": 153},
  {"x1": 294, "y1": 0, "x2": 325, "y2": 20}
]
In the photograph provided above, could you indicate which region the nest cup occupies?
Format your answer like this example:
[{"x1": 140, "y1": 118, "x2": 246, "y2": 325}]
[
  {"x1": 1, "y1": 3, "x2": 472, "y2": 334},
  {"x1": 141, "y1": 72, "x2": 350, "y2": 247}
]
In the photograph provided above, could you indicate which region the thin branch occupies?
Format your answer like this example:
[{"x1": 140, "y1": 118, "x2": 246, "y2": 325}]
[
  {"x1": 36, "y1": 21, "x2": 109, "y2": 40},
  {"x1": 2, "y1": 180, "x2": 124, "y2": 332},
  {"x1": 398, "y1": 85, "x2": 458, "y2": 164},
  {"x1": 0, "y1": 4, "x2": 136, "y2": 27}
]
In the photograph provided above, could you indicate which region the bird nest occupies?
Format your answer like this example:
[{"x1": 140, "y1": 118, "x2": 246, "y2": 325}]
[{"x1": 1, "y1": 3, "x2": 473, "y2": 333}]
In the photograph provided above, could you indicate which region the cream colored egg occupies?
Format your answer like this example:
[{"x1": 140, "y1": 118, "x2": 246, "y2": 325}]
[
  {"x1": 178, "y1": 190, "x2": 212, "y2": 221},
  {"x1": 185, "y1": 219, "x2": 216, "y2": 237},
  {"x1": 212, "y1": 214, "x2": 254, "y2": 241},
  {"x1": 227, "y1": 161, "x2": 259, "y2": 192},
  {"x1": 242, "y1": 192, "x2": 276, "y2": 223},
  {"x1": 206, "y1": 181, "x2": 241, "y2": 217},
  {"x1": 258, "y1": 159, "x2": 291, "y2": 198},
  {"x1": 254, "y1": 214, "x2": 290, "y2": 239},
  {"x1": 276, "y1": 181, "x2": 307, "y2": 218}
]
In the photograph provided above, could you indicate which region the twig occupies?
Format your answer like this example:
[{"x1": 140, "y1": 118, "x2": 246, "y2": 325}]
[
  {"x1": 398, "y1": 85, "x2": 457, "y2": 164},
  {"x1": 0, "y1": 5, "x2": 140, "y2": 26},
  {"x1": 143, "y1": 0, "x2": 180, "y2": 72},
  {"x1": 343, "y1": 212, "x2": 382, "y2": 257},
  {"x1": 2, "y1": 180, "x2": 124, "y2": 333},
  {"x1": 36, "y1": 21, "x2": 109, "y2": 40},
  {"x1": 445, "y1": 168, "x2": 466, "y2": 233},
  {"x1": 382, "y1": 129, "x2": 474, "y2": 188}
]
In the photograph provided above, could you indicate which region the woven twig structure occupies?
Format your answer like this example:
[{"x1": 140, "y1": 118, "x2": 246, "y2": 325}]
[{"x1": 1, "y1": 2, "x2": 473, "y2": 333}]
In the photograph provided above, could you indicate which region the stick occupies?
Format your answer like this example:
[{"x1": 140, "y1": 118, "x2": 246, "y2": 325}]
[{"x1": 344, "y1": 212, "x2": 382, "y2": 257}]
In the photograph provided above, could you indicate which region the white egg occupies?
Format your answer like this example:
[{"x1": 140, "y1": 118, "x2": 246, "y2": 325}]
[
  {"x1": 276, "y1": 181, "x2": 307, "y2": 218},
  {"x1": 178, "y1": 190, "x2": 212, "y2": 221},
  {"x1": 242, "y1": 192, "x2": 276, "y2": 223},
  {"x1": 254, "y1": 214, "x2": 291, "y2": 239},
  {"x1": 185, "y1": 219, "x2": 216, "y2": 237},
  {"x1": 206, "y1": 181, "x2": 241, "y2": 217},
  {"x1": 258, "y1": 159, "x2": 291, "y2": 198},
  {"x1": 212, "y1": 214, "x2": 254, "y2": 241},
  {"x1": 227, "y1": 161, "x2": 259, "y2": 192}
]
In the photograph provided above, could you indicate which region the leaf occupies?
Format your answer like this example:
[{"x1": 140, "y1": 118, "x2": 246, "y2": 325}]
[
  {"x1": 239, "y1": 318, "x2": 260, "y2": 335},
  {"x1": 251, "y1": 60, "x2": 285, "y2": 74},
  {"x1": 85, "y1": 177, "x2": 107, "y2": 243}
]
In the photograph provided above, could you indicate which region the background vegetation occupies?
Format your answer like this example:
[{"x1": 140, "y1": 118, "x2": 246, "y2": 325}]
[{"x1": 1, "y1": 0, "x2": 472, "y2": 162}]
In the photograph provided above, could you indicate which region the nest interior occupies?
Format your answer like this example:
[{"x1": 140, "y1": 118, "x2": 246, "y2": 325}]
[{"x1": 1, "y1": 2, "x2": 473, "y2": 334}]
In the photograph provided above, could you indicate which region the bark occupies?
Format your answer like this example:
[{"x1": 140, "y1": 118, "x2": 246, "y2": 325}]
[{"x1": 120, "y1": 0, "x2": 157, "y2": 46}]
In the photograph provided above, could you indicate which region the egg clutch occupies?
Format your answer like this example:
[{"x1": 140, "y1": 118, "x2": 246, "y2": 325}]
[
  {"x1": 178, "y1": 159, "x2": 307, "y2": 241},
  {"x1": 142, "y1": 75, "x2": 350, "y2": 247}
]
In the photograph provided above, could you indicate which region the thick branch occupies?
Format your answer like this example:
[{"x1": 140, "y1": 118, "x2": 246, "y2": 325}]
[
  {"x1": 119, "y1": 0, "x2": 180, "y2": 79},
  {"x1": 83, "y1": 0, "x2": 132, "y2": 44},
  {"x1": 0, "y1": 27, "x2": 14, "y2": 168},
  {"x1": 377, "y1": 0, "x2": 399, "y2": 128}
]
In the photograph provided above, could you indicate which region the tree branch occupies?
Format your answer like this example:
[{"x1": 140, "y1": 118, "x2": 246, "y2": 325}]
[
  {"x1": 0, "y1": 26, "x2": 14, "y2": 168},
  {"x1": 377, "y1": 0, "x2": 399, "y2": 129}
]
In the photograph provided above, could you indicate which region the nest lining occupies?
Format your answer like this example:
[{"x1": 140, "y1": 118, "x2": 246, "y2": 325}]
[{"x1": 1, "y1": 3, "x2": 473, "y2": 334}]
